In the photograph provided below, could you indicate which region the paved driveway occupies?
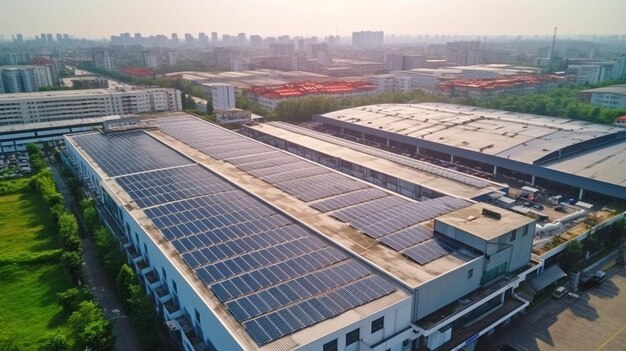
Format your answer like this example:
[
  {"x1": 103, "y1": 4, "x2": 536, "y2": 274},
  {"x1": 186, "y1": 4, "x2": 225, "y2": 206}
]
[{"x1": 479, "y1": 265, "x2": 626, "y2": 351}]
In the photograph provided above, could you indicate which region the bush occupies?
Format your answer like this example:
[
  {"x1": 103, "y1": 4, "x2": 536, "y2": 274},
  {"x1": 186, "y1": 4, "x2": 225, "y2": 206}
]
[
  {"x1": 561, "y1": 240, "x2": 583, "y2": 272},
  {"x1": 57, "y1": 287, "x2": 92, "y2": 312},
  {"x1": 61, "y1": 251, "x2": 84, "y2": 281},
  {"x1": 69, "y1": 301, "x2": 115, "y2": 350},
  {"x1": 93, "y1": 226, "x2": 125, "y2": 280},
  {"x1": 0, "y1": 337, "x2": 19, "y2": 351},
  {"x1": 81, "y1": 198, "x2": 100, "y2": 232},
  {"x1": 37, "y1": 332, "x2": 69, "y2": 351},
  {"x1": 116, "y1": 264, "x2": 137, "y2": 306}
]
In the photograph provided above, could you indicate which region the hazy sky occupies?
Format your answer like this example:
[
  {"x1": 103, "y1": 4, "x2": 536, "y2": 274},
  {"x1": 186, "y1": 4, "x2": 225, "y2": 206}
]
[{"x1": 1, "y1": 0, "x2": 625, "y2": 39}]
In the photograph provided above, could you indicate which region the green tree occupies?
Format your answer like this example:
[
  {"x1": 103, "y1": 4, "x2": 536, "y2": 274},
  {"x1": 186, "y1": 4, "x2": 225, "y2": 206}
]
[
  {"x1": 116, "y1": 264, "x2": 137, "y2": 305},
  {"x1": 69, "y1": 301, "x2": 114, "y2": 350},
  {"x1": 37, "y1": 332, "x2": 69, "y2": 351},
  {"x1": 61, "y1": 251, "x2": 83, "y2": 281},
  {"x1": 0, "y1": 337, "x2": 20, "y2": 351},
  {"x1": 561, "y1": 240, "x2": 583, "y2": 272},
  {"x1": 57, "y1": 287, "x2": 92, "y2": 312}
]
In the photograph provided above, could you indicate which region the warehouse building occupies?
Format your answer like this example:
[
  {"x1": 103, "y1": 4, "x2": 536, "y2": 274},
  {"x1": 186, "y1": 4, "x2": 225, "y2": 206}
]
[
  {"x1": 314, "y1": 103, "x2": 626, "y2": 201},
  {"x1": 242, "y1": 121, "x2": 506, "y2": 201},
  {"x1": 64, "y1": 115, "x2": 539, "y2": 351}
]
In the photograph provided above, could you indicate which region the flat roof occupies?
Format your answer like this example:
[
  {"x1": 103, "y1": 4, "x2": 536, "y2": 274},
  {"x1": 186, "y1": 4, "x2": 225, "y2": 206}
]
[
  {"x1": 0, "y1": 87, "x2": 173, "y2": 100},
  {"x1": 245, "y1": 122, "x2": 504, "y2": 199},
  {"x1": 0, "y1": 115, "x2": 120, "y2": 133},
  {"x1": 317, "y1": 103, "x2": 626, "y2": 187},
  {"x1": 436, "y1": 203, "x2": 535, "y2": 241},
  {"x1": 245, "y1": 81, "x2": 376, "y2": 98},
  {"x1": 66, "y1": 127, "x2": 410, "y2": 349},
  {"x1": 147, "y1": 116, "x2": 480, "y2": 289},
  {"x1": 580, "y1": 84, "x2": 626, "y2": 96}
]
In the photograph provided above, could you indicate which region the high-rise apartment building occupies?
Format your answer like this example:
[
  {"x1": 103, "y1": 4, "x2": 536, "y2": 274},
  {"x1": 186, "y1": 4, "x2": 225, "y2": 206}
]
[
  {"x1": 352, "y1": 31, "x2": 384, "y2": 48},
  {"x1": 0, "y1": 65, "x2": 55, "y2": 93},
  {"x1": 204, "y1": 83, "x2": 235, "y2": 110}
]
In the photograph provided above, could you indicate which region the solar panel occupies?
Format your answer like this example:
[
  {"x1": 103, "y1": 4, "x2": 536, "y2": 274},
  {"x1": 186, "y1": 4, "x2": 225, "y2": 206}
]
[
  {"x1": 71, "y1": 121, "x2": 401, "y2": 346},
  {"x1": 378, "y1": 225, "x2": 433, "y2": 251},
  {"x1": 402, "y1": 236, "x2": 462, "y2": 265},
  {"x1": 331, "y1": 196, "x2": 410, "y2": 223},
  {"x1": 243, "y1": 275, "x2": 396, "y2": 346},
  {"x1": 72, "y1": 130, "x2": 192, "y2": 177},
  {"x1": 310, "y1": 188, "x2": 389, "y2": 212},
  {"x1": 116, "y1": 164, "x2": 235, "y2": 208},
  {"x1": 268, "y1": 121, "x2": 492, "y2": 188}
]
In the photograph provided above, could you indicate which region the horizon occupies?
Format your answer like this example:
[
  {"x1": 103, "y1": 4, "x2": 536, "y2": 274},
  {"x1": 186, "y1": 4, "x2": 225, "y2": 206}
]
[{"x1": 1, "y1": 0, "x2": 625, "y2": 39}]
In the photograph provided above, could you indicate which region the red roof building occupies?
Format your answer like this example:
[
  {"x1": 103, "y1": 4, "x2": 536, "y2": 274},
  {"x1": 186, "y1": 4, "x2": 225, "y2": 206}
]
[
  {"x1": 438, "y1": 75, "x2": 564, "y2": 99},
  {"x1": 121, "y1": 66, "x2": 155, "y2": 77},
  {"x1": 244, "y1": 81, "x2": 376, "y2": 110}
]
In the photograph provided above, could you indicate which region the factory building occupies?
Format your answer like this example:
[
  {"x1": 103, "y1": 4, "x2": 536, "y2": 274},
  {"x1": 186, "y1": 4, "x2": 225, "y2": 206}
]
[
  {"x1": 313, "y1": 103, "x2": 626, "y2": 201},
  {"x1": 64, "y1": 114, "x2": 539, "y2": 351}
]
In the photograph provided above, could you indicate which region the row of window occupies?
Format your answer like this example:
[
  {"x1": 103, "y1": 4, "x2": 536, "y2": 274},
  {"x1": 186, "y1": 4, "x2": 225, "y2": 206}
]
[{"x1": 322, "y1": 316, "x2": 384, "y2": 351}]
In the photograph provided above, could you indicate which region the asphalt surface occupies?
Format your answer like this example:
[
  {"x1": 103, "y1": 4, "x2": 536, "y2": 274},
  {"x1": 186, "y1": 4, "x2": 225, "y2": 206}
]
[
  {"x1": 50, "y1": 164, "x2": 143, "y2": 351},
  {"x1": 478, "y1": 265, "x2": 626, "y2": 351}
]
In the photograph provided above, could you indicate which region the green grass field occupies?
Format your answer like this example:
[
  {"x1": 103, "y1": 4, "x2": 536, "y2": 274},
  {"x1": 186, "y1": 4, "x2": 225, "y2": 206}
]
[{"x1": 0, "y1": 184, "x2": 73, "y2": 349}]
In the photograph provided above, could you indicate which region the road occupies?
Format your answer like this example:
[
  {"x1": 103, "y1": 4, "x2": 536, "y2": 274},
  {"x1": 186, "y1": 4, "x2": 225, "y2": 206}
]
[
  {"x1": 50, "y1": 164, "x2": 143, "y2": 351},
  {"x1": 478, "y1": 265, "x2": 626, "y2": 351}
]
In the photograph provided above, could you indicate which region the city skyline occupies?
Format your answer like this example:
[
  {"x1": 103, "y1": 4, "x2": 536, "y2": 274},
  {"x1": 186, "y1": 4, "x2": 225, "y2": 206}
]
[{"x1": 1, "y1": 0, "x2": 625, "y2": 39}]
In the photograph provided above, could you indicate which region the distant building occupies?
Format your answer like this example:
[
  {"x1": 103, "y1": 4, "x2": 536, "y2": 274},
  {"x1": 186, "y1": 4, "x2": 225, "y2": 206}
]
[
  {"x1": 204, "y1": 83, "x2": 236, "y2": 110},
  {"x1": 92, "y1": 49, "x2": 114, "y2": 71},
  {"x1": 244, "y1": 81, "x2": 376, "y2": 110},
  {"x1": 215, "y1": 108, "x2": 251, "y2": 125},
  {"x1": 352, "y1": 31, "x2": 384, "y2": 48},
  {"x1": 445, "y1": 41, "x2": 481, "y2": 65},
  {"x1": 567, "y1": 55, "x2": 626, "y2": 85},
  {"x1": 579, "y1": 84, "x2": 626, "y2": 109},
  {"x1": 438, "y1": 75, "x2": 563, "y2": 99},
  {"x1": 0, "y1": 65, "x2": 55, "y2": 93},
  {"x1": 368, "y1": 74, "x2": 412, "y2": 93},
  {"x1": 0, "y1": 88, "x2": 182, "y2": 126},
  {"x1": 269, "y1": 43, "x2": 294, "y2": 56}
]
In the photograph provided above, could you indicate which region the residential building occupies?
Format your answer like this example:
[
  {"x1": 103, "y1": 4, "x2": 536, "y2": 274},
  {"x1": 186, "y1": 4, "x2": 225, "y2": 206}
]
[
  {"x1": 352, "y1": 31, "x2": 384, "y2": 48},
  {"x1": 0, "y1": 65, "x2": 55, "y2": 93},
  {"x1": 244, "y1": 81, "x2": 376, "y2": 110},
  {"x1": 204, "y1": 83, "x2": 236, "y2": 110},
  {"x1": 0, "y1": 88, "x2": 182, "y2": 126},
  {"x1": 579, "y1": 84, "x2": 626, "y2": 109},
  {"x1": 92, "y1": 49, "x2": 114, "y2": 71}
]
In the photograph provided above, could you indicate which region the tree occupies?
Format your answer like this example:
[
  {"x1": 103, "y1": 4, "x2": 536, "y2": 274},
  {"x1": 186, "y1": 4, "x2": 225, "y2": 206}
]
[
  {"x1": 37, "y1": 332, "x2": 69, "y2": 351},
  {"x1": 206, "y1": 99, "x2": 214, "y2": 114},
  {"x1": 560, "y1": 240, "x2": 583, "y2": 272},
  {"x1": 116, "y1": 264, "x2": 137, "y2": 305},
  {"x1": 61, "y1": 251, "x2": 84, "y2": 281},
  {"x1": 0, "y1": 337, "x2": 19, "y2": 351},
  {"x1": 69, "y1": 301, "x2": 114, "y2": 350},
  {"x1": 57, "y1": 287, "x2": 91, "y2": 312}
]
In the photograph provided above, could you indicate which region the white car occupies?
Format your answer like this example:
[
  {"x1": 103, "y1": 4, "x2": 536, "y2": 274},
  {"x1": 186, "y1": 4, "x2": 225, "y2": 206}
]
[{"x1": 552, "y1": 286, "x2": 568, "y2": 299}]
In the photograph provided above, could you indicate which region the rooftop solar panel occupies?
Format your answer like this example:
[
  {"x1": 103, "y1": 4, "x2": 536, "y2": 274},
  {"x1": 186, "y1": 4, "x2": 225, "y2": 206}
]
[
  {"x1": 402, "y1": 236, "x2": 462, "y2": 265},
  {"x1": 72, "y1": 124, "x2": 398, "y2": 345},
  {"x1": 72, "y1": 130, "x2": 192, "y2": 177}
]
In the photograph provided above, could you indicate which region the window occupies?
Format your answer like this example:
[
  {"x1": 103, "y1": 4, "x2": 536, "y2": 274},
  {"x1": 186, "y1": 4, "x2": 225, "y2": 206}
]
[
  {"x1": 173, "y1": 281, "x2": 178, "y2": 293},
  {"x1": 195, "y1": 309, "x2": 201, "y2": 325},
  {"x1": 468, "y1": 269, "x2": 474, "y2": 279},
  {"x1": 371, "y1": 316, "x2": 384, "y2": 333},
  {"x1": 161, "y1": 268, "x2": 167, "y2": 282},
  {"x1": 522, "y1": 225, "x2": 529, "y2": 236},
  {"x1": 510, "y1": 231, "x2": 516, "y2": 242},
  {"x1": 323, "y1": 339, "x2": 338, "y2": 351},
  {"x1": 346, "y1": 328, "x2": 360, "y2": 346}
]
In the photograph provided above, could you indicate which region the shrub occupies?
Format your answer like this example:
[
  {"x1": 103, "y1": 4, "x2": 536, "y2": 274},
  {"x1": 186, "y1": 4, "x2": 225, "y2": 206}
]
[
  {"x1": 61, "y1": 251, "x2": 84, "y2": 281},
  {"x1": 37, "y1": 332, "x2": 69, "y2": 351},
  {"x1": 57, "y1": 287, "x2": 92, "y2": 312},
  {"x1": 69, "y1": 301, "x2": 115, "y2": 350}
]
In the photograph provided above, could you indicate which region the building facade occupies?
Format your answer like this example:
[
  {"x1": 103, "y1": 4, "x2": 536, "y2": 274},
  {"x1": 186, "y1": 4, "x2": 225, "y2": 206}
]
[
  {"x1": 0, "y1": 65, "x2": 55, "y2": 93},
  {"x1": 0, "y1": 88, "x2": 182, "y2": 126},
  {"x1": 205, "y1": 83, "x2": 236, "y2": 110}
]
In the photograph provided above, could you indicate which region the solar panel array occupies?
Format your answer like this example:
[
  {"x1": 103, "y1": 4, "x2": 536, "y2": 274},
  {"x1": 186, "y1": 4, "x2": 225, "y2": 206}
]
[
  {"x1": 268, "y1": 121, "x2": 492, "y2": 188},
  {"x1": 403, "y1": 237, "x2": 462, "y2": 265},
  {"x1": 72, "y1": 130, "x2": 192, "y2": 177},
  {"x1": 70, "y1": 128, "x2": 398, "y2": 346},
  {"x1": 155, "y1": 117, "x2": 472, "y2": 266}
]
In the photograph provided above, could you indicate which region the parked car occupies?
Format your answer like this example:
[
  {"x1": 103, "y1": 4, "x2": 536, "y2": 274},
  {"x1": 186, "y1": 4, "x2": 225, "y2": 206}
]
[
  {"x1": 533, "y1": 204, "x2": 544, "y2": 211},
  {"x1": 552, "y1": 286, "x2": 568, "y2": 299},
  {"x1": 582, "y1": 270, "x2": 607, "y2": 289}
]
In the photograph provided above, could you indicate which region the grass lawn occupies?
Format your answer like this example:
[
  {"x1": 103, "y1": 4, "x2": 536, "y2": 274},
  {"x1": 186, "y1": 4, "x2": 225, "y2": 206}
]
[{"x1": 0, "y1": 184, "x2": 73, "y2": 349}]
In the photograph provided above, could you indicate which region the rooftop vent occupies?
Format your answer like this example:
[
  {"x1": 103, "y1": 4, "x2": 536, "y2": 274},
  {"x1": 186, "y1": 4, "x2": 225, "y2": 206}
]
[{"x1": 482, "y1": 208, "x2": 502, "y2": 220}]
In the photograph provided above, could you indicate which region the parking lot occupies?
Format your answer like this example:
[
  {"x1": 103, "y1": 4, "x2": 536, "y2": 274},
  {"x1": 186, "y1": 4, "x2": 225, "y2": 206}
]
[{"x1": 479, "y1": 265, "x2": 626, "y2": 351}]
